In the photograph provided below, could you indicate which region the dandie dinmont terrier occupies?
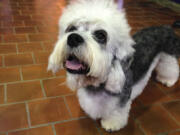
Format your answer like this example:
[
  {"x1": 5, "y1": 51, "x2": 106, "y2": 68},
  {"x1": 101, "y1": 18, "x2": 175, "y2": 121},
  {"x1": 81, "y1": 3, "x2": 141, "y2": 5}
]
[{"x1": 48, "y1": 0, "x2": 180, "y2": 132}]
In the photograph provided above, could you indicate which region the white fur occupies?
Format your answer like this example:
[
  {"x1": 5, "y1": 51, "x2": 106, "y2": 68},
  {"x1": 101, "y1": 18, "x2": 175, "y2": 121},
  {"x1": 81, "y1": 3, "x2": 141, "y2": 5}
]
[
  {"x1": 105, "y1": 60, "x2": 125, "y2": 93},
  {"x1": 155, "y1": 53, "x2": 179, "y2": 87},
  {"x1": 101, "y1": 101, "x2": 131, "y2": 131},
  {"x1": 77, "y1": 82, "x2": 131, "y2": 131},
  {"x1": 48, "y1": 36, "x2": 68, "y2": 73},
  {"x1": 77, "y1": 88, "x2": 119, "y2": 120},
  {"x1": 48, "y1": 0, "x2": 179, "y2": 132},
  {"x1": 77, "y1": 54, "x2": 162, "y2": 132},
  {"x1": 48, "y1": 0, "x2": 135, "y2": 88}
]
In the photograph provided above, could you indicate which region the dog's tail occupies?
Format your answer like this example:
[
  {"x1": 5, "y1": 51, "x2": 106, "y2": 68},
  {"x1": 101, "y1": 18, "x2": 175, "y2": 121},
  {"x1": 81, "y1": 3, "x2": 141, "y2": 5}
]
[{"x1": 162, "y1": 26, "x2": 180, "y2": 57}]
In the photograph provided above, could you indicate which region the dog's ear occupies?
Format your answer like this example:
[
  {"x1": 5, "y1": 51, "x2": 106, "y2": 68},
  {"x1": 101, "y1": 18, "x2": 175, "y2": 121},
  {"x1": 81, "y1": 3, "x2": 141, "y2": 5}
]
[
  {"x1": 47, "y1": 53, "x2": 61, "y2": 73},
  {"x1": 47, "y1": 39, "x2": 65, "y2": 73}
]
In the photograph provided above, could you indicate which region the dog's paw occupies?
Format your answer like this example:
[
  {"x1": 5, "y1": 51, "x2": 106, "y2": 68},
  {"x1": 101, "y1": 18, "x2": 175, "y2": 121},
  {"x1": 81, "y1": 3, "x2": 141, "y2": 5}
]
[
  {"x1": 101, "y1": 119, "x2": 122, "y2": 132},
  {"x1": 156, "y1": 76, "x2": 177, "y2": 87}
]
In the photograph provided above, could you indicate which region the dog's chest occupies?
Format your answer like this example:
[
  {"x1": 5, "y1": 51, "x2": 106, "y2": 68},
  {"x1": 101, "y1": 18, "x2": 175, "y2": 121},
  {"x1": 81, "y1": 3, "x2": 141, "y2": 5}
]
[{"x1": 77, "y1": 88, "x2": 119, "y2": 119}]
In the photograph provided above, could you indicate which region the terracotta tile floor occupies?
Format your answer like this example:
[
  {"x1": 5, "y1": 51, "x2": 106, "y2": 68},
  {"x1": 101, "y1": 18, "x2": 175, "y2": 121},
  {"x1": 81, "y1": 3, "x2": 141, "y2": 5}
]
[{"x1": 0, "y1": 0, "x2": 180, "y2": 134}]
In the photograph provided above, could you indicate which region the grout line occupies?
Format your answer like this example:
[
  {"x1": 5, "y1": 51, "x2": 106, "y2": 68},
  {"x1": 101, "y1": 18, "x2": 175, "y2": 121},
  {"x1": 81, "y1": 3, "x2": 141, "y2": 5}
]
[
  {"x1": 40, "y1": 80, "x2": 47, "y2": 97},
  {"x1": 160, "y1": 104, "x2": 180, "y2": 126},
  {"x1": 7, "y1": 127, "x2": 29, "y2": 134},
  {"x1": 40, "y1": 41, "x2": 45, "y2": 51},
  {"x1": 19, "y1": 10, "x2": 22, "y2": 16},
  {"x1": 34, "y1": 26, "x2": 39, "y2": 34},
  {"x1": 29, "y1": 14, "x2": 32, "y2": 20},
  {"x1": 1, "y1": 35, "x2": 4, "y2": 43},
  {"x1": 0, "y1": 93, "x2": 75, "y2": 107},
  {"x1": 0, "y1": 75, "x2": 65, "y2": 85},
  {"x1": 19, "y1": 67, "x2": 23, "y2": 81},
  {"x1": 7, "y1": 116, "x2": 87, "y2": 133},
  {"x1": 63, "y1": 96, "x2": 72, "y2": 118},
  {"x1": 0, "y1": 50, "x2": 51, "y2": 56},
  {"x1": 25, "y1": 102, "x2": 32, "y2": 127},
  {"x1": 22, "y1": 20, "x2": 25, "y2": 26},
  {"x1": 12, "y1": 15, "x2": 14, "y2": 22},
  {"x1": 16, "y1": 2, "x2": 19, "y2": 7},
  {"x1": 31, "y1": 52, "x2": 36, "y2": 64},
  {"x1": 0, "y1": 61, "x2": 49, "y2": 68},
  {"x1": 38, "y1": 116, "x2": 87, "y2": 126},
  {"x1": 4, "y1": 84, "x2": 7, "y2": 103},
  {"x1": 136, "y1": 120, "x2": 147, "y2": 135},
  {"x1": 12, "y1": 27, "x2": 15, "y2": 34},
  {"x1": 0, "y1": 21, "x2": 2, "y2": 28},
  {"x1": 52, "y1": 124, "x2": 57, "y2": 135},
  {"x1": 2, "y1": 55, "x2": 5, "y2": 67},
  {"x1": 26, "y1": 34, "x2": 30, "y2": 43},
  {"x1": 16, "y1": 43, "x2": 19, "y2": 54}
]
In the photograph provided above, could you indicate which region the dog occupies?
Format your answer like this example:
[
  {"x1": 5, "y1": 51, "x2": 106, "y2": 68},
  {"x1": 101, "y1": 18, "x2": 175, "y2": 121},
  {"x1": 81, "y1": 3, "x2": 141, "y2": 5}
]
[{"x1": 48, "y1": 0, "x2": 180, "y2": 132}]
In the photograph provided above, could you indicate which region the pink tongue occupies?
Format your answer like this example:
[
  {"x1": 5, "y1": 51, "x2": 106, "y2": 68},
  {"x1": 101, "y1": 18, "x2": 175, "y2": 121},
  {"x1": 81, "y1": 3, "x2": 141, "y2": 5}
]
[{"x1": 66, "y1": 60, "x2": 83, "y2": 70}]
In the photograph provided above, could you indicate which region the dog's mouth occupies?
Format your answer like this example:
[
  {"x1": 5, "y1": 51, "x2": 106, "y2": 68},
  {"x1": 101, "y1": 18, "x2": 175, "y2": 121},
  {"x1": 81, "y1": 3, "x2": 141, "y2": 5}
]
[{"x1": 64, "y1": 55, "x2": 89, "y2": 74}]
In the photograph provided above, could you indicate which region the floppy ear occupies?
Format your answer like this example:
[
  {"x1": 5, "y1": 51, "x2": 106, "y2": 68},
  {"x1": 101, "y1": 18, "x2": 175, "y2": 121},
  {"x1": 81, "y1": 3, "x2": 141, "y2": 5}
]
[{"x1": 48, "y1": 38, "x2": 66, "y2": 73}]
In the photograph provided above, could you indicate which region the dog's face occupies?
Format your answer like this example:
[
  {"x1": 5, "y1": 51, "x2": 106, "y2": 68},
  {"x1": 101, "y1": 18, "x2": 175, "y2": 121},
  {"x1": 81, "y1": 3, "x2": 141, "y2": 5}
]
[
  {"x1": 48, "y1": 0, "x2": 135, "y2": 89},
  {"x1": 62, "y1": 19, "x2": 112, "y2": 76}
]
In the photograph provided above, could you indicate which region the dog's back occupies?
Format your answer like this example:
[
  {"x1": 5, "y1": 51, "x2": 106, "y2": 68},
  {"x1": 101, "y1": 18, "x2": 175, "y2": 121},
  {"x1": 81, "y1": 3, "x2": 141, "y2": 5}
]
[
  {"x1": 131, "y1": 26, "x2": 180, "y2": 86},
  {"x1": 133, "y1": 26, "x2": 180, "y2": 56}
]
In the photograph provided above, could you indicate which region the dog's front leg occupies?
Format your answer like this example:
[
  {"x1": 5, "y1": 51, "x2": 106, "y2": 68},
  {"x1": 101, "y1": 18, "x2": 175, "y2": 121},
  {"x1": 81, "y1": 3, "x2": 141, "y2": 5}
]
[
  {"x1": 101, "y1": 101, "x2": 131, "y2": 132},
  {"x1": 105, "y1": 60, "x2": 125, "y2": 94}
]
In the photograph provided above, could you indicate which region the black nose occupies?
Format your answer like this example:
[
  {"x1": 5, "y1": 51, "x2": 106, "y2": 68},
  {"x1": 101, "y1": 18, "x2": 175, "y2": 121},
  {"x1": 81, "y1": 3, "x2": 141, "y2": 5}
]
[{"x1": 67, "y1": 33, "x2": 84, "y2": 48}]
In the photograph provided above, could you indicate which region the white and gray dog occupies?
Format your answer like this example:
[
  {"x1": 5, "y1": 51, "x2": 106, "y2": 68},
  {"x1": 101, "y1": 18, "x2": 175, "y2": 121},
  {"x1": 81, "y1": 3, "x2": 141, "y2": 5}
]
[{"x1": 48, "y1": 0, "x2": 180, "y2": 132}]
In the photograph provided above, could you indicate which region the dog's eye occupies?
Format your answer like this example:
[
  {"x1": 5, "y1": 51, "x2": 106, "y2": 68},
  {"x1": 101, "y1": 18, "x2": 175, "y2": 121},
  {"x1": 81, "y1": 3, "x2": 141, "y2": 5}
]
[
  {"x1": 66, "y1": 25, "x2": 77, "y2": 32},
  {"x1": 93, "y1": 30, "x2": 107, "y2": 44}
]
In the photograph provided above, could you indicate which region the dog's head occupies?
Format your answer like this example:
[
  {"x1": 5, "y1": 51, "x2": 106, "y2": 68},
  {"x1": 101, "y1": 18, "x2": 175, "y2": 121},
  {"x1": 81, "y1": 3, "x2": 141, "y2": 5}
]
[{"x1": 48, "y1": 0, "x2": 135, "y2": 90}]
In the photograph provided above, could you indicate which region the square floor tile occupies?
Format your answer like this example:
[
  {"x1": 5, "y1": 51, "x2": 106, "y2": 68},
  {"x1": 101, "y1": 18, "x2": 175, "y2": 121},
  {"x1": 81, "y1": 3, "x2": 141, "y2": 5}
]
[
  {"x1": 4, "y1": 34, "x2": 27, "y2": 43},
  {"x1": 0, "y1": 67, "x2": 20, "y2": 83},
  {"x1": 22, "y1": 64, "x2": 53, "y2": 80},
  {"x1": 138, "y1": 81, "x2": 172, "y2": 105},
  {"x1": 43, "y1": 41, "x2": 54, "y2": 51},
  {"x1": 43, "y1": 77, "x2": 73, "y2": 97},
  {"x1": 5, "y1": 53, "x2": 33, "y2": 66},
  {"x1": 0, "y1": 103, "x2": 28, "y2": 132},
  {"x1": 0, "y1": 56, "x2": 2, "y2": 67},
  {"x1": 34, "y1": 51, "x2": 51, "y2": 64},
  {"x1": 163, "y1": 101, "x2": 180, "y2": 123},
  {"x1": 55, "y1": 118, "x2": 99, "y2": 135},
  {"x1": 0, "y1": 85, "x2": 4, "y2": 104},
  {"x1": 28, "y1": 97, "x2": 70, "y2": 126},
  {"x1": 28, "y1": 34, "x2": 51, "y2": 42},
  {"x1": 7, "y1": 81, "x2": 44, "y2": 103},
  {"x1": 15, "y1": 27, "x2": 36, "y2": 34},
  {"x1": 137, "y1": 105, "x2": 179, "y2": 135},
  {"x1": 18, "y1": 43, "x2": 43, "y2": 52},
  {"x1": 0, "y1": 45, "x2": 17, "y2": 54}
]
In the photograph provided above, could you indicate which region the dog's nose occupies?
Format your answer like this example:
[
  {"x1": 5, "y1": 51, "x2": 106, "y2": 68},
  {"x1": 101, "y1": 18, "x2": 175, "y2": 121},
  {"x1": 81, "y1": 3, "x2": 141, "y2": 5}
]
[{"x1": 67, "y1": 33, "x2": 84, "y2": 48}]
